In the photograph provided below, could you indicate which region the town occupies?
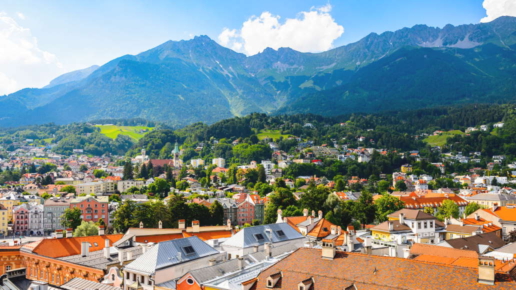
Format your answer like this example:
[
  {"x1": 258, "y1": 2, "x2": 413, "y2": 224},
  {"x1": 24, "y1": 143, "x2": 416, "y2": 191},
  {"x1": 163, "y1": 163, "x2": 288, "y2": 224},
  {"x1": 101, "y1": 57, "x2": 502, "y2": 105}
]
[{"x1": 0, "y1": 109, "x2": 515, "y2": 289}]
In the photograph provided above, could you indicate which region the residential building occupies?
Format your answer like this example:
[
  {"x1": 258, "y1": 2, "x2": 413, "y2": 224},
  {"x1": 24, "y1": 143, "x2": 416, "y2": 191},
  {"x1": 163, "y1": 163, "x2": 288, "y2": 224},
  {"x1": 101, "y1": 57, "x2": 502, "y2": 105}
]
[
  {"x1": 28, "y1": 204, "x2": 44, "y2": 235},
  {"x1": 117, "y1": 180, "x2": 145, "y2": 193},
  {"x1": 445, "y1": 214, "x2": 502, "y2": 239},
  {"x1": 0, "y1": 205, "x2": 8, "y2": 236},
  {"x1": 13, "y1": 204, "x2": 29, "y2": 236},
  {"x1": 70, "y1": 196, "x2": 109, "y2": 226},
  {"x1": 220, "y1": 223, "x2": 305, "y2": 258},
  {"x1": 370, "y1": 209, "x2": 446, "y2": 246},
  {"x1": 76, "y1": 181, "x2": 115, "y2": 195},
  {"x1": 397, "y1": 192, "x2": 468, "y2": 216},
  {"x1": 469, "y1": 205, "x2": 516, "y2": 238},
  {"x1": 439, "y1": 232, "x2": 505, "y2": 254},
  {"x1": 0, "y1": 197, "x2": 21, "y2": 222},
  {"x1": 212, "y1": 158, "x2": 225, "y2": 168},
  {"x1": 123, "y1": 236, "x2": 224, "y2": 290},
  {"x1": 44, "y1": 197, "x2": 71, "y2": 233},
  {"x1": 247, "y1": 247, "x2": 516, "y2": 289},
  {"x1": 261, "y1": 160, "x2": 273, "y2": 175},
  {"x1": 467, "y1": 192, "x2": 516, "y2": 208},
  {"x1": 210, "y1": 198, "x2": 238, "y2": 226},
  {"x1": 190, "y1": 159, "x2": 205, "y2": 168}
]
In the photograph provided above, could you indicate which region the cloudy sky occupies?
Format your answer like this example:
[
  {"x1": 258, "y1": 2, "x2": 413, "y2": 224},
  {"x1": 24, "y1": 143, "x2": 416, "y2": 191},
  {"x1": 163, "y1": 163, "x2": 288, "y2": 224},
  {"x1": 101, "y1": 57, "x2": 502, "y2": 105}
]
[{"x1": 0, "y1": 0, "x2": 512, "y2": 95}]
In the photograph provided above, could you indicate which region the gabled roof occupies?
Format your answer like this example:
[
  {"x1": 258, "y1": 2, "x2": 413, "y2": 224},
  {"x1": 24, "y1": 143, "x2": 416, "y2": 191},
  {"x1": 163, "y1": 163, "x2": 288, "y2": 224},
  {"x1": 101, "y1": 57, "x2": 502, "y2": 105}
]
[
  {"x1": 221, "y1": 223, "x2": 303, "y2": 248},
  {"x1": 388, "y1": 209, "x2": 437, "y2": 220},
  {"x1": 61, "y1": 278, "x2": 119, "y2": 290},
  {"x1": 22, "y1": 234, "x2": 123, "y2": 258},
  {"x1": 445, "y1": 232, "x2": 505, "y2": 253},
  {"x1": 307, "y1": 219, "x2": 335, "y2": 238},
  {"x1": 124, "y1": 236, "x2": 219, "y2": 275}
]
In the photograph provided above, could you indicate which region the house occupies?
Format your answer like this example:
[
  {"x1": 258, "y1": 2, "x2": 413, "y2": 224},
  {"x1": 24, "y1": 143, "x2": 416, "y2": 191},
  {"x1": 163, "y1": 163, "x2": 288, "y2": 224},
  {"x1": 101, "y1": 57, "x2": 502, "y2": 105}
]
[
  {"x1": 469, "y1": 205, "x2": 516, "y2": 238},
  {"x1": 190, "y1": 159, "x2": 205, "y2": 168},
  {"x1": 212, "y1": 158, "x2": 225, "y2": 168},
  {"x1": 117, "y1": 180, "x2": 145, "y2": 193},
  {"x1": 44, "y1": 197, "x2": 71, "y2": 233},
  {"x1": 70, "y1": 196, "x2": 109, "y2": 226},
  {"x1": 210, "y1": 198, "x2": 238, "y2": 226},
  {"x1": 439, "y1": 232, "x2": 505, "y2": 254},
  {"x1": 467, "y1": 192, "x2": 516, "y2": 208},
  {"x1": 397, "y1": 192, "x2": 468, "y2": 216},
  {"x1": 445, "y1": 214, "x2": 502, "y2": 239},
  {"x1": 371, "y1": 209, "x2": 446, "y2": 247},
  {"x1": 76, "y1": 181, "x2": 115, "y2": 195},
  {"x1": 220, "y1": 223, "x2": 305, "y2": 259},
  {"x1": 247, "y1": 247, "x2": 516, "y2": 289},
  {"x1": 122, "y1": 236, "x2": 224, "y2": 290}
]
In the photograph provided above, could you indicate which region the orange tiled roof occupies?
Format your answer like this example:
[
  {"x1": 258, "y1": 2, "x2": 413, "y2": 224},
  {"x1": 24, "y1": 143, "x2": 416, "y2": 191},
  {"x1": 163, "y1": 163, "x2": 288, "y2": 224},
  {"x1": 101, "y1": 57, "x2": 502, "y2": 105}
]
[
  {"x1": 134, "y1": 234, "x2": 184, "y2": 243},
  {"x1": 462, "y1": 217, "x2": 502, "y2": 233},
  {"x1": 307, "y1": 219, "x2": 335, "y2": 238},
  {"x1": 410, "y1": 243, "x2": 478, "y2": 259},
  {"x1": 399, "y1": 194, "x2": 468, "y2": 209},
  {"x1": 252, "y1": 248, "x2": 516, "y2": 289},
  {"x1": 489, "y1": 206, "x2": 516, "y2": 222},
  {"x1": 28, "y1": 234, "x2": 123, "y2": 258}
]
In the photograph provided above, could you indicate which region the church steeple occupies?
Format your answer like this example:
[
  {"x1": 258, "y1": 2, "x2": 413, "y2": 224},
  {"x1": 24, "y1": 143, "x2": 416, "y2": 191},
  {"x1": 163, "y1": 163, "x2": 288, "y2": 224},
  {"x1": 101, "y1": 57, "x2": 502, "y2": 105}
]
[{"x1": 172, "y1": 141, "x2": 180, "y2": 168}]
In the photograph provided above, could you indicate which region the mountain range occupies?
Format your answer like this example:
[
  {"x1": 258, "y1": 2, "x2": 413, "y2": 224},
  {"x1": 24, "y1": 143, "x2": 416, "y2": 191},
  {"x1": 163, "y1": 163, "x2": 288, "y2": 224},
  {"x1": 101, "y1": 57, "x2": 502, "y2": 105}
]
[{"x1": 1, "y1": 16, "x2": 516, "y2": 128}]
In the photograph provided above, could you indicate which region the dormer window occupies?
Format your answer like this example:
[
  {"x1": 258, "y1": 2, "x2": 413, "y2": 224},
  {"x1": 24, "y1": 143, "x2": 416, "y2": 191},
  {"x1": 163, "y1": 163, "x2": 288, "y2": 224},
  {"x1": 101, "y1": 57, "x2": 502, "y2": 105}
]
[
  {"x1": 276, "y1": 230, "x2": 285, "y2": 237},
  {"x1": 266, "y1": 272, "x2": 281, "y2": 288},
  {"x1": 182, "y1": 246, "x2": 195, "y2": 255},
  {"x1": 298, "y1": 278, "x2": 313, "y2": 290},
  {"x1": 254, "y1": 233, "x2": 265, "y2": 241}
]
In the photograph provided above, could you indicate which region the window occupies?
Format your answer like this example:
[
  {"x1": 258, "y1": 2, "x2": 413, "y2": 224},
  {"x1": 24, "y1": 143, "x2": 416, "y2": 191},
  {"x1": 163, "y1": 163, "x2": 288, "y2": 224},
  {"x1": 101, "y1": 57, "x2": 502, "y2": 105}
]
[
  {"x1": 5, "y1": 265, "x2": 11, "y2": 271},
  {"x1": 111, "y1": 274, "x2": 115, "y2": 281},
  {"x1": 148, "y1": 279, "x2": 152, "y2": 286},
  {"x1": 424, "y1": 222, "x2": 427, "y2": 229},
  {"x1": 418, "y1": 222, "x2": 421, "y2": 229},
  {"x1": 430, "y1": 221, "x2": 433, "y2": 228},
  {"x1": 267, "y1": 280, "x2": 273, "y2": 287},
  {"x1": 183, "y1": 246, "x2": 195, "y2": 255},
  {"x1": 254, "y1": 233, "x2": 265, "y2": 241},
  {"x1": 126, "y1": 272, "x2": 130, "y2": 279},
  {"x1": 186, "y1": 278, "x2": 194, "y2": 285},
  {"x1": 276, "y1": 230, "x2": 285, "y2": 237}
]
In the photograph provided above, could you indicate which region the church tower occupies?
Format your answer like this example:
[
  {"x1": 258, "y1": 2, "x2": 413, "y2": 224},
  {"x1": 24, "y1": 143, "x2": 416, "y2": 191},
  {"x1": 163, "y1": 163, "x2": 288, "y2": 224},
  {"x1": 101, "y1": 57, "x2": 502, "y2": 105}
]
[{"x1": 172, "y1": 141, "x2": 181, "y2": 168}]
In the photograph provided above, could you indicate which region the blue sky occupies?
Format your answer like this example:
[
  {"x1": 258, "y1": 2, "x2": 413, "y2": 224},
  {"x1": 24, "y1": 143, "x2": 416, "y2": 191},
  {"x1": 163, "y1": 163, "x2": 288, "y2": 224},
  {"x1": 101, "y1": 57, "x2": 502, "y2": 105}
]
[{"x1": 0, "y1": 0, "x2": 510, "y2": 94}]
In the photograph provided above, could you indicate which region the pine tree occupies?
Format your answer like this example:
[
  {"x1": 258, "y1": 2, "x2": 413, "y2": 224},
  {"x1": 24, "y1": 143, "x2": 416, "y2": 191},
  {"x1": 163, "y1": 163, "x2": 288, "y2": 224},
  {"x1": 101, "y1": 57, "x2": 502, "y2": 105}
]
[
  {"x1": 123, "y1": 161, "x2": 134, "y2": 180},
  {"x1": 147, "y1": 162, "x2": 154, "y2": 178},
  {"x1": 257, "y1": 165, "x2": 266, "y2": 183},
  {"x1": 140, "y1": 164, "x2": 148, "y2": 179}
]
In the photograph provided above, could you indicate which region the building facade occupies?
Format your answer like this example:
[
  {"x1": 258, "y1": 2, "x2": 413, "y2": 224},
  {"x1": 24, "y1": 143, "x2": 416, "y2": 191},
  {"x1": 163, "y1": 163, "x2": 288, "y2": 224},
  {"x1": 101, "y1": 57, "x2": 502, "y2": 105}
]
[{"x1": 70, "y1": 196, "x2": 109, "y2": 226}]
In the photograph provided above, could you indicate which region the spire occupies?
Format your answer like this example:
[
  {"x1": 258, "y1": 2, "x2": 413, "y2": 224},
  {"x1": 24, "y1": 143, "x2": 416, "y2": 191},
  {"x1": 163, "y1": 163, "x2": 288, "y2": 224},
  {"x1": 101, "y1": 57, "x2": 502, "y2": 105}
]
[{"x1": 172, "y1": 141, "x2": 180, "y2": 155}]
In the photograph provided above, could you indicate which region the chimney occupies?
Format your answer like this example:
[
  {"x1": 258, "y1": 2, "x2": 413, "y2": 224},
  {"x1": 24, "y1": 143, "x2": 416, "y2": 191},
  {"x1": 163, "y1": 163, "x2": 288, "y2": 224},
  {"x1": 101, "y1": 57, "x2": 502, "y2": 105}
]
[
  {"x1": 475, "y1": 213, "x2": 479, "y2": 221},
  {"x1": 81, "y1": 242, "x2": 90, "y2": 257},
  {"x1": 308, "y1": 216, "x2": 312, "y2": 225},
  {"x1": 192, "y1": 220, "x2": 200, "y2": 233},
  {"x1": 55, "y1": 230, "x2": 64, "y2": 239},
  {"x1": 103, "y1": 239, "x2": 110, "y2": 259},
  {"x1": 209, "y1": 259, "x2": 217, "y2": 266},
  {"x1": 253, "y1": 245, "x2": 259, "y2": 253},
  {"x1": 303, "y1": 208, "x2": 308, "y2": 217},
  {"x1": 330, "y1": 225, "x2": 337, "y2": 235},
  {"x1": 98, "y1": 225, "x2": 105, "y2": 235},
  {"x1": 264, "y1": 243, "x2": 272, "y2": 259},
  {"x1": 311, "y1": 210, "x2": 315, "y2": 217},
  {"x1": 237, "y1": 257, "x2": 245, "y2": 270},
  {"x1": 66, "y1": 228, "x2": 73, "y2": 238},
  {"x1": 388, "y1": 221, "x2": 394, "y2": 231},
  {"x1": 478, "y1": 257, "x2": 495, "y2": 285},
  {"x1": 399, "y1": 213, "x2": 405, "y2": 225},
  {"x1": 118, "y1": 249, "x2": 125, "y2": 263},
  {"x1": 337, "y1": 226, "x2": 342, "y2": 235},
  {"x1": 178, "y1": 219, "x2": 186, "y2": 230},
  {"x1": 126, "y1": 251, "x2": 133, "y2": 261},
  {"x1": 227, "y1": 219, "x2": 232, "y2": 229},
  {"x1": 158, "y1": 220, "x2": 163, "y2": 229},
  {"x1": 322, "y1": 240, "x2": 336, "y2": 260},
  {"x1": 318, "y1": 210, "x2": 323, "y2": 219},
  {"x1": 276, "y1": 209, "x2": 283, "y2": 223},
  {"x1": 403, "y1": 248, "x2": 411, "y2": 259},
  {"x1": 347, "y1": 234, "x2": 354, "y2": 252},
  {"x1": 139, "y1": 221, "x2": 143, "y2": 229}
]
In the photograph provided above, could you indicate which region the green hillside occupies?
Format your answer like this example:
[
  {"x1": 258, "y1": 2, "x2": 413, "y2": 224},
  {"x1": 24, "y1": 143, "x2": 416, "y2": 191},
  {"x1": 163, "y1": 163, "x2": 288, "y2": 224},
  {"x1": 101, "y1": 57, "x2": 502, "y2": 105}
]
[
  {"x1": 96, "y1": 125, "x2": 154, "y2": 140},
  {"x1": 423, "y1": 130, "x2": 464, "y2": 147}
]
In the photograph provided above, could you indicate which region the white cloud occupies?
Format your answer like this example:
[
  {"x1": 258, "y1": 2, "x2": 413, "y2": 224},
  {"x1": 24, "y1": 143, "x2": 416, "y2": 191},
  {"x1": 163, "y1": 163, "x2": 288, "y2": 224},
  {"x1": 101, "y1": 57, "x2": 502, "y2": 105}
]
[
  {"x1": 218, "y1": 4, "x2": 344, "y2": 55},
  {"x1": 16, "y1": 12, "x2": 25, "y2": 20},
  {"x1": 481, "y1": 0, "x2": 516, "y2": 23},
  {"x1": 0, "y1": 12, "x2": 64, "y2": 95}
]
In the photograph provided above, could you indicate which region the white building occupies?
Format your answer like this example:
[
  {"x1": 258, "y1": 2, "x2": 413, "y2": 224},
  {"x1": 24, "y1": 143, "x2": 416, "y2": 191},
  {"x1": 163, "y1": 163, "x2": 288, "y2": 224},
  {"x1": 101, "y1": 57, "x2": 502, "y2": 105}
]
[
  {"x1": 261, "y1": 160, "x2": 274, "y2": 175},
  {"x1": 117, "y1": 180, "x2": 145, "y2": 193},
  {"x1": 190, "y1": 159, "x2": 205, "y2": 168},
  {"x1": 212, "y1": 158, "x2": 226, "y2": 168}
]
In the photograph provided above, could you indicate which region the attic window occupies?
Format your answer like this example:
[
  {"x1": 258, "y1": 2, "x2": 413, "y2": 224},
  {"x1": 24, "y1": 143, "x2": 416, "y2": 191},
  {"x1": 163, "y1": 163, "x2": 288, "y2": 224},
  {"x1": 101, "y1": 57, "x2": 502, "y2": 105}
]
[
  {"x1": 276, "y1": 230, "x2": 285, "y2": 237},
  {"x1": 183, "y1": 246, "x2": 195, "y2": 255},
  {"x1": 254, "y1": 233, "x2": 265, "y2": 241},
  {"x1": 93, "y1": 243, "x2": 98, "y2": 247}
]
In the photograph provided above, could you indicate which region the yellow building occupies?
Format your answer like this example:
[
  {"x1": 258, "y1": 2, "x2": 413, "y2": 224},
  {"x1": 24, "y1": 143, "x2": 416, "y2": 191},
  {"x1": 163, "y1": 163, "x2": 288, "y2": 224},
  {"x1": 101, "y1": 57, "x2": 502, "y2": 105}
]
[
  {"x1": 0, "y1": 199, "x2": 21, "y2": 222},
  {"x1": 0, "y1": 205, "x2": 8, "y2": 235},
  {"x1": 401, "y1": 164, "x2": 412, "y2": 173}
]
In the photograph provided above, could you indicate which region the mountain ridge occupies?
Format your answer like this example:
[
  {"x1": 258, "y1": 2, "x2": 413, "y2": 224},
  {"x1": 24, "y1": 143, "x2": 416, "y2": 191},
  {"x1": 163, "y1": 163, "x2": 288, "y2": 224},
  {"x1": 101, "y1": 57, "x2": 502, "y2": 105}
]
[{"x1": 1, "y1": 16, "x2": 516, "y2": 128}]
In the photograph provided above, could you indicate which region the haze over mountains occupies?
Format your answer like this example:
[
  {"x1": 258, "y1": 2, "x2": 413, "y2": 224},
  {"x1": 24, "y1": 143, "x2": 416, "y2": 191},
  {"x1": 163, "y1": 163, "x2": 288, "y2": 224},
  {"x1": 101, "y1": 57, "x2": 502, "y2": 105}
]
[{"x1": 1, "y1": 16, "x2": 516, "y2": 128}]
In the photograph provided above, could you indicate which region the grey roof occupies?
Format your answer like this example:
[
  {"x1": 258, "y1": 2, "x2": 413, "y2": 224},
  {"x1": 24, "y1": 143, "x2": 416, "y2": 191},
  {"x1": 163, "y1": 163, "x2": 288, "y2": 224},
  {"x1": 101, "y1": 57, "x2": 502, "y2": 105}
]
[
  {"x1": 124, "y1": 236, "x2": 219, "y2": 275},
  {"x1": 468, "y1": 193, "x2": 516, "y2": 201},
  {"x1": 210, "y1": 198, "x2": 237, "y2": 208},
  {"x1": 61, "y1": 278, "x2": 119, "y2": 290},
  {"x1": 189, "y1": 242, "x2": 299, "y2": 284},
  {"x1": 297, "y1": 217, "x2": 321, "y2": 227},
  {"x1": 121, "y1": 194, "x2": 148, "y2": 200},
  {"x1": 59, "y1": 246, "x2": 143, "y2": 270},
  {"x1": 221, "y1": 223, "x2": 304, "y2": 248}
]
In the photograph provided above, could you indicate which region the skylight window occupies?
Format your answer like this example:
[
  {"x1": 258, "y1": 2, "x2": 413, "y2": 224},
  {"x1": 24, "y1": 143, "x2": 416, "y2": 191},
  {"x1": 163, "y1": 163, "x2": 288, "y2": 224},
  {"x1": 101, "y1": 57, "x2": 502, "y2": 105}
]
[
  {"x1": 183, "y1": 246, "x2": 195, "y2": 255},
  {"x1": 254, "y1": 233, "x2": 265, "y2": 241},
  {"x1": 276, "y1": 230, "x2": 285, "y2": 237}
]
